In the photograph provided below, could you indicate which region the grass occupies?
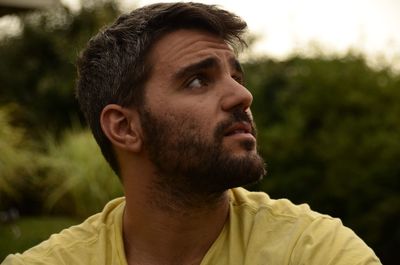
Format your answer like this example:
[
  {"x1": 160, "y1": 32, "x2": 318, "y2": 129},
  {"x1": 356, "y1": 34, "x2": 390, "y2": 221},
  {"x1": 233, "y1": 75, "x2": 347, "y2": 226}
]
[{"x1": 0, "y1": 216, "x2": 79, "y2": 261}]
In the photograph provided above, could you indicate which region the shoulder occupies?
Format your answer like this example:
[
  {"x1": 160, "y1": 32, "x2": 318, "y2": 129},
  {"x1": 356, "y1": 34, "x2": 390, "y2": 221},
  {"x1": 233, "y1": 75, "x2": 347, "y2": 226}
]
[
  {"x1": 229, "y1": 187, "x2": 320, "y2": 221},
  {"x1": 2, "y1": 197, "x2": 126, "y2": 265},
  {"x1": 228, "y1": 188, "x2": 381, "y2": 264},
  {"x1": 228, "y1": 187, "x2": 324, "y2": 244}
]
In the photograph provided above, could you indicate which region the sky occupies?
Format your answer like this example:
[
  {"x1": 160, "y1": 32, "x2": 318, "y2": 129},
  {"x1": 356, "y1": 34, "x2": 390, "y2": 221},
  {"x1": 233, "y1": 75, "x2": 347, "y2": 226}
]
[
  {"x1": 2, "y1": 0, "x2": 400, "y2": 68},
  {"x1": 125, "y1": 0, "x2": 400, "y2": 69}
]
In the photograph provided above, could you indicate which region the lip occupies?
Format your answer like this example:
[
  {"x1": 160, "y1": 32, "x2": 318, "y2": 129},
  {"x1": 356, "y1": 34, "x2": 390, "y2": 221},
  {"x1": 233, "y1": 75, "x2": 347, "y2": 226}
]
[{"x1": 224, "y1": 122, "x2": 254, "y2": 137}]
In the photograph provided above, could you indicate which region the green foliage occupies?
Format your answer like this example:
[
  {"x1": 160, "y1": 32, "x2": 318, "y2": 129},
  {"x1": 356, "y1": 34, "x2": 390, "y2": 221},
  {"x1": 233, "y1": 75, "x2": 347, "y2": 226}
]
[
  {"x1": 244, "y1": 55, "x2": 400, "y2": 264},
  {"x1": 0, "y1": 108, "x2": 122, "y2": 217},
  {"x1": 0, "y1": 216, "x2": 79, "y2": 261},
  {"x1": 41, "y1": 128, "x2": 123, "y2": 218},
  {"x1": 0, "y1": 1, "x2": 121, "y2": 136},
  {"x1": 0, "y1": 107, "x2": 38, "y2": 209}
]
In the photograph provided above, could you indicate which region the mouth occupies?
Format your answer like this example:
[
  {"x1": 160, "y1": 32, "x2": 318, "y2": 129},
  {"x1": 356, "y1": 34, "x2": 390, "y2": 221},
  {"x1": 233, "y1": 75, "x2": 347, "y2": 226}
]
[{"x1": 224, "y1": 122, "x2": 253, "y2": 137}]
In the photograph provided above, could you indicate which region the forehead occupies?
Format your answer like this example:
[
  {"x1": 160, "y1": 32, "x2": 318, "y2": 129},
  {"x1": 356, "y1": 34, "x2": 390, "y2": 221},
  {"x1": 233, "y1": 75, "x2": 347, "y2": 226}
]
[{"x1": 148, "y1": 29, "x2": 236, "y2": 73}]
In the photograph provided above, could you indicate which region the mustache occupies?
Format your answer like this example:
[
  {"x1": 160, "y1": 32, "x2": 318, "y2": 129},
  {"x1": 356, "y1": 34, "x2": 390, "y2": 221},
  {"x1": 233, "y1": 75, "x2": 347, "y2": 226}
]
[{"x1": 214, "y1": 108, "x2": 257, "y2": 139}]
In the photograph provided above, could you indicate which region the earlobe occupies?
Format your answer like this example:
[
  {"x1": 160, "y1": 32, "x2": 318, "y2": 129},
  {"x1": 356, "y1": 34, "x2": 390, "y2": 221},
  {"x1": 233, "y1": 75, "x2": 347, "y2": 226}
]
[{"x1": 100, "y1": 104, "x2": 143, "y2": 153}]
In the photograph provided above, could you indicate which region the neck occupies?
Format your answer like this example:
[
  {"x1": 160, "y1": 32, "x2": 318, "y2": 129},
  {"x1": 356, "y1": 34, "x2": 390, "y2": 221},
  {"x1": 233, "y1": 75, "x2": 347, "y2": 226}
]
[{"x1": 122, "y1": 168, "x2": 230, "y2": 265}]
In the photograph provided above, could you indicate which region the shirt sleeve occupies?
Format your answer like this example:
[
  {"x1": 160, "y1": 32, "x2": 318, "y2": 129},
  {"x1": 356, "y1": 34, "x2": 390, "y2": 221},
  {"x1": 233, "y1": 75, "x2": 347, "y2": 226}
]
[
  {"x1": 1, "y1": 254, "x2": 26, "y2": 265},
  {"x1": 290, "y1": 216, "x2": 382, "y2": 265}
]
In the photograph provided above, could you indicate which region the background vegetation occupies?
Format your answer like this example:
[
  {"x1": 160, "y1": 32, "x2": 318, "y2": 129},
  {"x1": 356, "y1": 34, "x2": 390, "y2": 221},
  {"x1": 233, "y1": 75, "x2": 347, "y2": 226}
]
[{"x1": 0, "y1": 1, "x2": 398, "y2": 264}]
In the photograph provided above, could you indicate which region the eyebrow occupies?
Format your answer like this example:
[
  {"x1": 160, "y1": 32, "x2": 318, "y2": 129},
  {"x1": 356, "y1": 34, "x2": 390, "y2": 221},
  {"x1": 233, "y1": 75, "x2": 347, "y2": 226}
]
[{"x1": 173, "y1": 56, "x2": 244, "y2": 80}]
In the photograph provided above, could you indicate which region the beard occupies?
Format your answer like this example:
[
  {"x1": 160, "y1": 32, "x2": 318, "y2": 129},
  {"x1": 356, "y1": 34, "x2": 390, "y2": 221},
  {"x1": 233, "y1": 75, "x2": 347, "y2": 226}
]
[{"x1": 139, "y1": 106, "x2": 266, "y2": 205}]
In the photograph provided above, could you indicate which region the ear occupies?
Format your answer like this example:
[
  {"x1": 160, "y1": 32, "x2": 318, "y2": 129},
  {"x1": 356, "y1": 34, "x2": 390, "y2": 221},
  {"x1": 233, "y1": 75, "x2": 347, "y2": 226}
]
[{"x1": 100, "y1": 104, "x2": 143, "y2": 153}]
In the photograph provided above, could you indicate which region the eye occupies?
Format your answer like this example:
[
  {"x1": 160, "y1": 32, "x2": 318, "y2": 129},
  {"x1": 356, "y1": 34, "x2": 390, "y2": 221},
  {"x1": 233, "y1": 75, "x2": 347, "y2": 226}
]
[
  {"x1": 232, "y1": 74, "x2": 244, "y2": 85},
  {"x1": 186, "y1": 75, "x2": 209, "y2": 89}
]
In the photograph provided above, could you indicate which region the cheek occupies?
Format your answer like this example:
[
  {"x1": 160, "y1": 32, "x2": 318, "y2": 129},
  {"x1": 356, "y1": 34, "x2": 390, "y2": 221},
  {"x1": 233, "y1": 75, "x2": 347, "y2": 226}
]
[
  {"x1": 150, "y1": 94, "x2": 220, "y2": 137},
  {"x1": 171, "y1": 109, "x2": 212, "y2": 137}
]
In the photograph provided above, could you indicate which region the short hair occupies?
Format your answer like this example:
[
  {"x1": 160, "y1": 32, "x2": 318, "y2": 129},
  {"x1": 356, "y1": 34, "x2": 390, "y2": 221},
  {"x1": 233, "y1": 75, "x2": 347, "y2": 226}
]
[{"x1": 76, "y1": 2, "x2": 248, "y2": 176}]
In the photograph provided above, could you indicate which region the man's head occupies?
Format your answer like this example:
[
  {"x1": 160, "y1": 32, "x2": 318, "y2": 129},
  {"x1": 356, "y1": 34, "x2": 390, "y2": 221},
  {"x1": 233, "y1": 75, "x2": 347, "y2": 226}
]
[
  {"x1": 76, "y1": 2, "x2": 249, "y2": 175},
  {"x1": 76, "y1": 2, "x2": 265, "y2": 195}
]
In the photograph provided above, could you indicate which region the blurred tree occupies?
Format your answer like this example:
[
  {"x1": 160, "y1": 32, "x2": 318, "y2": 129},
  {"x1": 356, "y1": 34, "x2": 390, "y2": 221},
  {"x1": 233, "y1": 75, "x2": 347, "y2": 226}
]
[
  {"x1": 244, "y1": 55, "x2": 400, "y2": 264},
  {"x1": 0, "y1": 0, "x2": 121, "y2": 137}
]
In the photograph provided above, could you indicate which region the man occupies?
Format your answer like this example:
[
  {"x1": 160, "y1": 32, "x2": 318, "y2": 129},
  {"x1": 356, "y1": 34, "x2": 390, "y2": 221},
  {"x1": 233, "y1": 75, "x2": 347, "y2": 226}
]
[{"x1": 2, "y1": 2, "x2": 381, "y2": 265}]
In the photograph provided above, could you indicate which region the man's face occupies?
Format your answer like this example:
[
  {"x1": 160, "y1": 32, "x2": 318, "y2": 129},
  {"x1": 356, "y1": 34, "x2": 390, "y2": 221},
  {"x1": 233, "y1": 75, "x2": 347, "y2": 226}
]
[{"x1": 139, "y1": 29, "x2": 265, "y2": 195}]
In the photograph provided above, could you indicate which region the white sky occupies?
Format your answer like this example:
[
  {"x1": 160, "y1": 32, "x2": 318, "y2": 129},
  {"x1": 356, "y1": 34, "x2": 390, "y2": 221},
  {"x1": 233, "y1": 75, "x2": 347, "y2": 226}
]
[
  {"x1": 3, "y1": 0, "x2": 400, "y2": 68},
  {"x1": 121, "y1": 0, "x2": 400, "y2": 69}
]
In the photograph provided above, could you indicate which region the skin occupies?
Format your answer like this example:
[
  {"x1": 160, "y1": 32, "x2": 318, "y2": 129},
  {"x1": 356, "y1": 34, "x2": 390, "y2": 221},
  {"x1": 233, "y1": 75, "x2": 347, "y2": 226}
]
[{"x1": 100, "y1": 29, "x2": 257, "y2": 265}]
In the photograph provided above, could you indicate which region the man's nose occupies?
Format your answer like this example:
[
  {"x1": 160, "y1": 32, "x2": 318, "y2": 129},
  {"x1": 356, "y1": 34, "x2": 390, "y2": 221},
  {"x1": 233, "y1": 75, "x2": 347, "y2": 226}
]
[{"x1": 220, "y1": 77, "x2": 253, "y2": 112}]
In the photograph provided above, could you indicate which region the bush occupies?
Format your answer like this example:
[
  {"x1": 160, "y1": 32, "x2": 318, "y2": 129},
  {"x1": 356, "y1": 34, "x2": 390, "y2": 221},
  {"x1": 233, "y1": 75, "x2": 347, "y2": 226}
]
[
  {"x1": 0, "y1": 108, "x2": 122, "y2": 218},
  {"x1": 41, "y1": 128, "x2": 123, "y2": 218},
  {"x1": 0, "y1": 107, "x2": 39, "y2": 211}
]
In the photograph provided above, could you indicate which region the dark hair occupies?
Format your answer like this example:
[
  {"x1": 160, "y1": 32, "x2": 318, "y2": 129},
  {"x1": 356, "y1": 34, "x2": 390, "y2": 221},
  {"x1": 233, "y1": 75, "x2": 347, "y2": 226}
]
[{"x1": 76, "y1": 2, "x2": 248, "y2": 176}]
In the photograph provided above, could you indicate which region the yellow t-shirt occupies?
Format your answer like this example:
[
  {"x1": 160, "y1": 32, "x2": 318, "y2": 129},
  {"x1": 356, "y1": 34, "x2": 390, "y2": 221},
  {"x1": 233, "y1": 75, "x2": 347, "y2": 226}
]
[{"x1": 2, "y1": 188, "x2": 381, "y2": 265}]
